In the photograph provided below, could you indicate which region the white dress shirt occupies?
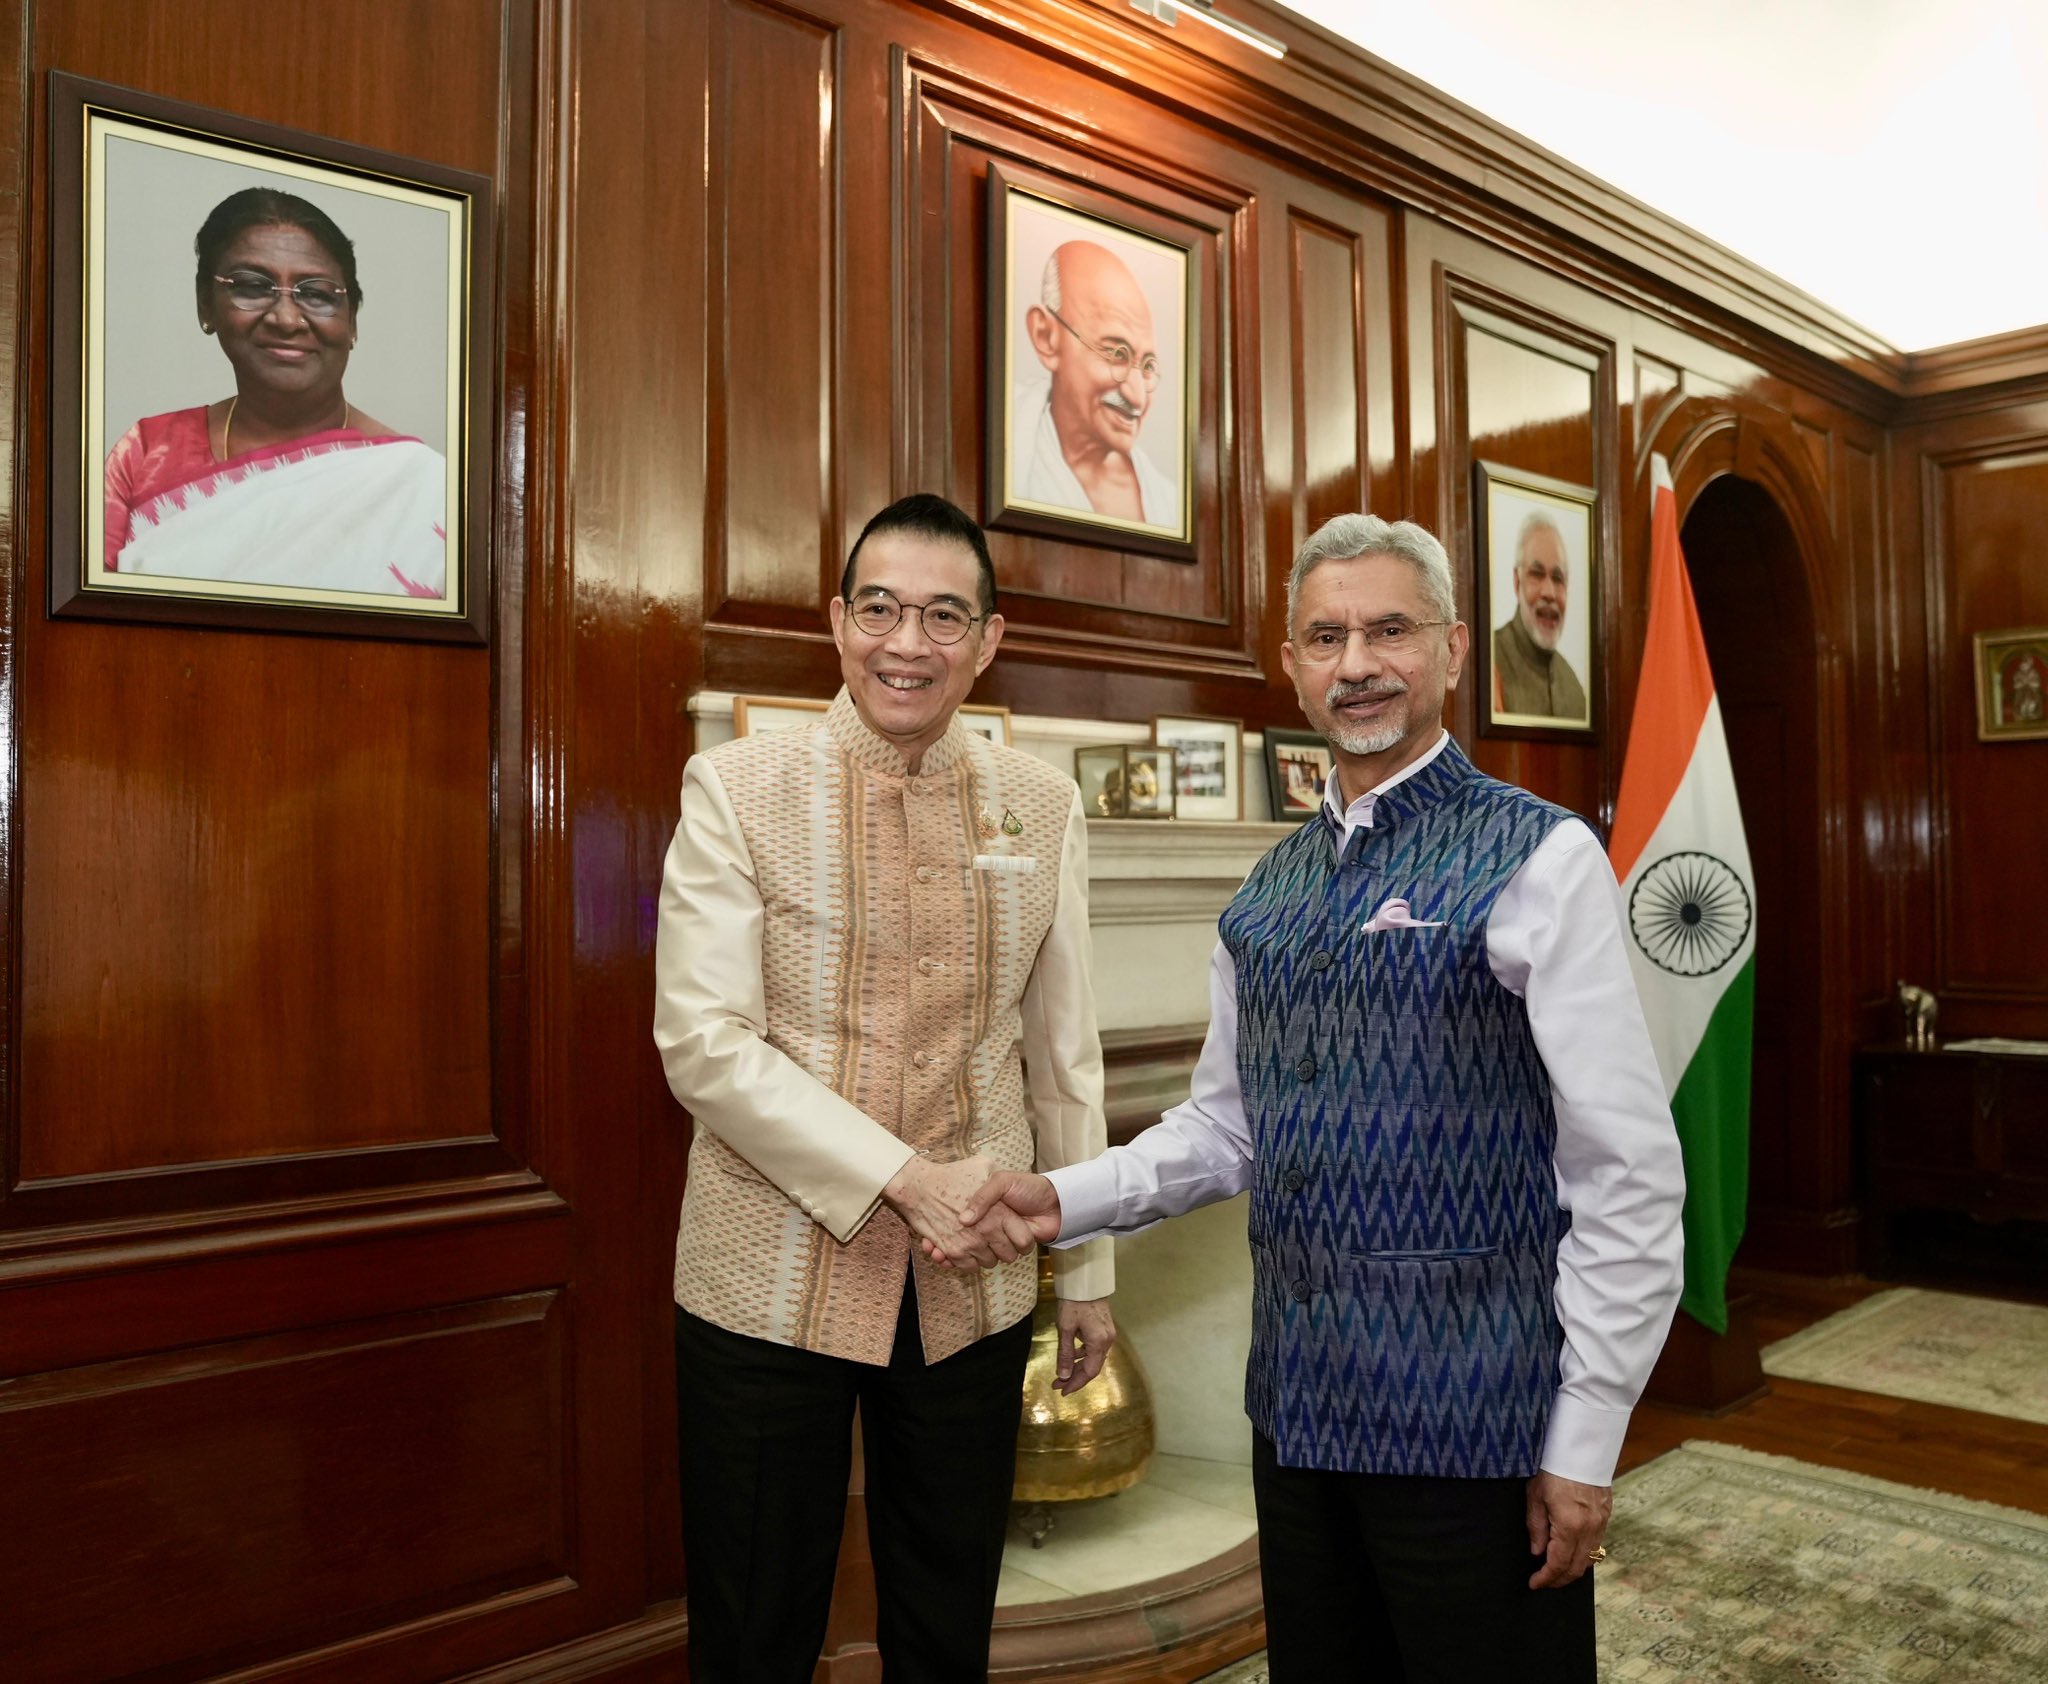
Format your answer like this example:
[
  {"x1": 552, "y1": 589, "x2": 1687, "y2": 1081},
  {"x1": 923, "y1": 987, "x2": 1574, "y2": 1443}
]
[{"x1": 1047, "y1": 730, "x2": 1684, "y2": 1485}]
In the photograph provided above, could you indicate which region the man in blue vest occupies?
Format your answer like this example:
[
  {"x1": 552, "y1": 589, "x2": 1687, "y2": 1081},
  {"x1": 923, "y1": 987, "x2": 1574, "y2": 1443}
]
[{"x1": 945, "y1": 514, "x2": 1684, "y2": 1682}]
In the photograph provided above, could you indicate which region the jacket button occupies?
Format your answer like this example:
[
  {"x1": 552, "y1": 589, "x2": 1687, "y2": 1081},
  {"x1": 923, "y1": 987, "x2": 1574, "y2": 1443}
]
[
  {"x1": 1291, "y1": 1278, "x2": 1312, "y2": 1302},
  {"x1": 1283, "y1": 1169, "x2": 1306, "y2": 1193},
  {"x1": 1295, "y1": 1055, "x2": 1317, "y2": 1081},
  {"x1": 912, "y1": 1051, "x2": 931, "y2": 1069},
  {"x1": 1309, "y1": 950, "x2": 1332, "y2": 971},
  {"x1": 915, "y1": 865, "x2": 936, "y2": 882},
  {"x1": 917, "y1": 956, "x2": 945, "y2": 974}
]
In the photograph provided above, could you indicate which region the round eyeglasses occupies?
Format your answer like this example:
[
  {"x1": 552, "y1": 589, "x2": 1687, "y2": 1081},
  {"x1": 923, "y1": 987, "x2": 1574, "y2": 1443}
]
[
  {"x1": 843, "y1": 593, "x2": 984, "y2": 645},
  {"x1": 213, "y1": 272, "x2": 352, "y2": 319},
  {"x1": 1046, "y1": 307, "x2": 1160, "y2": 388}
]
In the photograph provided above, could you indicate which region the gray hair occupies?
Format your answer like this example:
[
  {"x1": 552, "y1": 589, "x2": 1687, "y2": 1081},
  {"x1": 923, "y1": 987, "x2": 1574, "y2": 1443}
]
[
  {"x1": 1040, "y1": 251, "x2": 1063, "y2": 313},
  {"x1": 1285, "y1": 514, "x2": 1457, "y2": 630},
  {"x1": 1514, "y1": 509, "x2": 1567, "y2": 575}
]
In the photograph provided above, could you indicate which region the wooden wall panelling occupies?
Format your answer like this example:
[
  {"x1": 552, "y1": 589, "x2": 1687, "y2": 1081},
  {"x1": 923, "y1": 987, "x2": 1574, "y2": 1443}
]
[
  {"x1": 0, "y1": 0, "x2": 686, "y2": 1678},
  {"x1": 702, "y1": 0, "x2": 843, "y2": 642},
  {"x1": 3, "y1": 1294, "x2": 568, "y2": 1684},
  {"x1": 1431, "y1": 262, "x2": 1617, "y2": 829},
  {"x1": 1915, "y1": 424, "x2": 2048, "y2": 1036},
  {"x1": 560, "y1": 0, "x2": 710, "y2": 1645},
  {"x1": 904, "y1": 58, "x2": 1254, "y2": 673}
]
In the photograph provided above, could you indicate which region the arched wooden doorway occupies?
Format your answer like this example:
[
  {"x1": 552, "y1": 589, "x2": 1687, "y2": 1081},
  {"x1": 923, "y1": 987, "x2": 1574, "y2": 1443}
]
[
  {"x1": 1651, "y1": 403, "x2": 1859, "y2": 1281},
  {"x1": 1679, "y1": 475, "x2": 1824, "y2": 1269}
]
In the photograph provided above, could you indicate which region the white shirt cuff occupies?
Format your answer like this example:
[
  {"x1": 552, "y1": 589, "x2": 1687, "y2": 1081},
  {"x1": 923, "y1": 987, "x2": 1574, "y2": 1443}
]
[
  {"x1": 1045, "y1": 1157, "x2": 1123, "y2": 1245},
  {"x1": 1540, "y1": 1393, "x2": 1632, "y2": 1486}
]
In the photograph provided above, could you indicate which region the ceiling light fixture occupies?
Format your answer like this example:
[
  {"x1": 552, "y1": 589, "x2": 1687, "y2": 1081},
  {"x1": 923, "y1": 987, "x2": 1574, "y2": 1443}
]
[{"x1": 1130, "y1": 0, "x2": 1287, "y2": 60}]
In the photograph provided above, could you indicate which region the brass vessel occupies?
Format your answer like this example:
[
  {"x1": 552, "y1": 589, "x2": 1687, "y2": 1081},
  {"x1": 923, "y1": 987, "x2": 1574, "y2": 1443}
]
[{"x1": 1012, "y1": 1252, "x2": 1155, "y2": 1504}]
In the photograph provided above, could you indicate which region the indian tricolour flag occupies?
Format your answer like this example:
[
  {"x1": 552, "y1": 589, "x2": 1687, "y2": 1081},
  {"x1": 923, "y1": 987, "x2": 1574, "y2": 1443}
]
[{"x1": 1610, "y1": 454, "x2": 1756, "y2": 1336}]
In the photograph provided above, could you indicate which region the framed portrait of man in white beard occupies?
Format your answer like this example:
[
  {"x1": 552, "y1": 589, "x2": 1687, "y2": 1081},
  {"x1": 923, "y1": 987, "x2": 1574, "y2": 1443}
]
[{"x1": 1475, "y1": 461, "x2": 1598, "y2": 736}]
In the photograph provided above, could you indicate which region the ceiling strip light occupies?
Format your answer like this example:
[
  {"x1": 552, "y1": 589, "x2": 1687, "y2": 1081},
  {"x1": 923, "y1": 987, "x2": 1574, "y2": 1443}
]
[{"x1": 1131, "y1": 0, "x2": 1287, "y2": 60}]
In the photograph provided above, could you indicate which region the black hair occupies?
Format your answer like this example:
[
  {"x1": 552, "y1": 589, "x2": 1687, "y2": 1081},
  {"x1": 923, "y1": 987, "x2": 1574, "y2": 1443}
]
[
  {"x1": 840, "y1": 493, "x2": 998, "y2": 618},
  {"x1": 194, "y1": 188, "x2": 363, "y2": 317}
]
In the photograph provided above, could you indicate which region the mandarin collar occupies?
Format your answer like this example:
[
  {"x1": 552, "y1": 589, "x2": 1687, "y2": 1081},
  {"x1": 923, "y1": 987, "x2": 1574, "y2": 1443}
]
[{"x1": 823, "y1": 687, "x2": 971, "y2": 780}]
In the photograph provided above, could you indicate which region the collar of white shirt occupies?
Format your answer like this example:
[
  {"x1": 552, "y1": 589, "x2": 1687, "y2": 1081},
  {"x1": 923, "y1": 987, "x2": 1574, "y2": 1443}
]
[{"x1": 1320, "y1": 728, "x2": 1452, "y2": 849}]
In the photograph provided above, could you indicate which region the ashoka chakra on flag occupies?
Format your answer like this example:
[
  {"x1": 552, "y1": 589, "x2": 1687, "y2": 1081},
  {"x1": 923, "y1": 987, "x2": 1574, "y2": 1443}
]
[{"x1": 1628, "y1": 850, "x2": 1752, "y2": 977}]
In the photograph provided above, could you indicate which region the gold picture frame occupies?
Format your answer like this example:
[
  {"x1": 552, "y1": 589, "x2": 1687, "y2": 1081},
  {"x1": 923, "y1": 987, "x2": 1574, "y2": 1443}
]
[{"x1": 1974, "y1": 628, "x2": 2048, "y2": 741}]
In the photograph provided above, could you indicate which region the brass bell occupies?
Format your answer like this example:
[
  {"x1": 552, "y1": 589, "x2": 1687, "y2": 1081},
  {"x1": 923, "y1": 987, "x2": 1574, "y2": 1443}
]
[{"x1": 1012, "y1": 1251, "x2": 1156, "y2": 1505}]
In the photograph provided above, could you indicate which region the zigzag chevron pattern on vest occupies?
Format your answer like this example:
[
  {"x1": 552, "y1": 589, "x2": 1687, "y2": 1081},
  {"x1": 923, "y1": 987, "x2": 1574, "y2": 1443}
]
[{"x1": 1221, "y1": 739, "x2": 1572, "y2": 1476}]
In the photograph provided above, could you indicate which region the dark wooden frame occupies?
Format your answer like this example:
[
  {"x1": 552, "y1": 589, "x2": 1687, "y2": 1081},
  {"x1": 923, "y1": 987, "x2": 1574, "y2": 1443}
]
[
  {"x1": 1262, "y1": 727, "x2": 1332, "y2": 823},
  {"x1": 1472, "y1": 458, "x2": 1599, "y2": 740},
  {"x1": 983, "y1": 164, "x2": 1197, "y2": 561},
  {"x1": 46, "y1": 73, "x2": 494, "y2": 644}
]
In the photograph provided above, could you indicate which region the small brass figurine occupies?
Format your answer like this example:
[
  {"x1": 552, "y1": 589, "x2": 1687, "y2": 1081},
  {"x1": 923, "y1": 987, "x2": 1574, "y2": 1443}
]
[{"x1": 1896, "y1": 980, "x2": 1938, "y2": 1052}]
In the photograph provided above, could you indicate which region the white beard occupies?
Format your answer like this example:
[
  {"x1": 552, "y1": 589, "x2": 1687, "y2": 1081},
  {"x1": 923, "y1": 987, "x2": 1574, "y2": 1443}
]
[{"x1": 1328, "y1": 718, "x2": 1406, "y2": 755}]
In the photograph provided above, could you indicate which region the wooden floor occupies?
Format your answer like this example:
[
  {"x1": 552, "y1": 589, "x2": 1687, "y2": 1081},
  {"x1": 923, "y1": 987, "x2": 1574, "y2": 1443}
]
[{"x1": 1620, "y1": 1267, "x2": 2048, "y2": 1516}]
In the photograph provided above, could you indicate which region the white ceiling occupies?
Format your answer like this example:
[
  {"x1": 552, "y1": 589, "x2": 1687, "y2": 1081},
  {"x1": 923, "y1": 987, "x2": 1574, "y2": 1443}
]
[{"x1": 1276, "y1": 0, "x2": 2048, "y2": 351}]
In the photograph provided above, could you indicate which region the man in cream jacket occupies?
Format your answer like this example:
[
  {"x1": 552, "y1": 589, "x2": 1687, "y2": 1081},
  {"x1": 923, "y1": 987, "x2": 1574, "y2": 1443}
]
[{"x1": 653, "y1": 493, "x2": 1114, "y2": 1684}]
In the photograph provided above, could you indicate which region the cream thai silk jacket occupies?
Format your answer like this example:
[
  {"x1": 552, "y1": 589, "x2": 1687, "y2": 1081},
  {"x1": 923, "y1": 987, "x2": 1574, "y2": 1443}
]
[{"x1": 655, "y1": 689, "x2": 1113, "y2": 1365}]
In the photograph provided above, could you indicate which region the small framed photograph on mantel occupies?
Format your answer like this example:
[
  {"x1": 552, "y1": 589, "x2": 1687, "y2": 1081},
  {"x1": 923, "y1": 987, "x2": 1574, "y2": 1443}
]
[
  {"x1": 1152, "y1": 714, "x2": 1243, "y2": 820},
  {"x1": 1262, "y1": 728, "x2": 1333, "y2": 824},
  {"x1": 1076, "y1": 744, "x2": 1176, "y2": 819}
]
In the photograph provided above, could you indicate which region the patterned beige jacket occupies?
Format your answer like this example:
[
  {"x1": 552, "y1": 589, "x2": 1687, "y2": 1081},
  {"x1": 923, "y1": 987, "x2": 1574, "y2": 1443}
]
[{"x1": 654, "y1": 690, "x2": 1113, "y2": 1365}]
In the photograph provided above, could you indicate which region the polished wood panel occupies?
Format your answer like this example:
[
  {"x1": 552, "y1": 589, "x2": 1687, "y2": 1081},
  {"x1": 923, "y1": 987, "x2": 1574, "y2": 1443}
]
[
  {"x1": 13, "y1": 3, "x2": 497, "y2": 1183},
  {"x1": 1289, "y1": 214, "x2": 1363, "y2": 535},
  {"x1": 1438, "y1": 276, "x2": 1609, "y2": 826},
  {"x1": 1930, "y1": 444, "x2": 2048, "y2": 1020},
  {"x1": 2, "y1": 1293, "x2": 565, "y2": 1684},
  {"x1": 706, "y1": 0, "x2": 840, "y2": 628}
]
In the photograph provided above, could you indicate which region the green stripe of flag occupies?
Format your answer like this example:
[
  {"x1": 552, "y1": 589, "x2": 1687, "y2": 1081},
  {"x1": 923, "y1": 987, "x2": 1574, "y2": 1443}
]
[{"x1": 1669, "y1": 956, "x2": 1756, "y2": 1335}]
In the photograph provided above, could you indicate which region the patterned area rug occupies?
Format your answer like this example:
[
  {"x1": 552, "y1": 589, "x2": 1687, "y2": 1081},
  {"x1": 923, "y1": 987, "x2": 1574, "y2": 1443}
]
[
  {"x1": 1762, "y1": 1288, "x2": 2048, "y2": 1425},
  {"x1": 1198, "y1": 1441, "x2": 2048, "y2": 1683}
]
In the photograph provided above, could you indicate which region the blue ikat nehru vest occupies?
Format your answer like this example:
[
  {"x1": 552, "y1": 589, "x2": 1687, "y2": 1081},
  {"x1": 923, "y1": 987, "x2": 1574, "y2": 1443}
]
[{"x1": 1221, "y1": 738, "x2": 1573, "y2": 1477}]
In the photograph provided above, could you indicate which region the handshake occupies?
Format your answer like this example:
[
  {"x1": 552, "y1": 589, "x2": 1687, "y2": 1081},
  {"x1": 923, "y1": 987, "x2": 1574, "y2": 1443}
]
[{"x1": 881, "y1": 1156, "x2": 1063, "y2": 1270}]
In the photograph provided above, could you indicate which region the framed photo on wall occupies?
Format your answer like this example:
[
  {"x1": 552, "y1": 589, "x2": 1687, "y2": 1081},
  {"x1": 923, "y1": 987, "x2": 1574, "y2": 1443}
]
[
  {"x1": 46, "y1": 74, "x2": 493, "y2": 643},
  {"x1": 985, "y1": 166, "x2": 1195, "y2": 559},
  {"x1": 1473, "y1": 461, "x2": 1597, "y2": 737},
  {"x1": 957, "y1": 703, "x2": 1013, "y2": 746},
  {"x1": 731, "y1": 695, "x2": 830, "y2": 737},
  {"x1": 1974, "y1": 628, "x2": 2048, "y2": 741},
  {"x1": 1263, "y1": 728, "x2": 1333, "y2": 824},
  {"x1": 1152, "y1": 714, "x2": 1243, "y2": 820}
]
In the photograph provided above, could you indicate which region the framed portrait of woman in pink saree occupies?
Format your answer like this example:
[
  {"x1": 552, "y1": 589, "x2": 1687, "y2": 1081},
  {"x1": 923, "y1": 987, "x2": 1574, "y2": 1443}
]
[{"x1": 46, "y1": 74, "x2": 493, "y2": 643}]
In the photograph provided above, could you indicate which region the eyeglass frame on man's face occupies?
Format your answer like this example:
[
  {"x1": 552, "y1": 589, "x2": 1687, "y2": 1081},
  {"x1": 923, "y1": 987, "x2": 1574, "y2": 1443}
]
[
  {"x1": 1044, "y1": 306, "x2": 1161, "y2": 388},
  {"x1": 841, "y1": 589, "x2": 987, "y2": 646},
  {"x1": 212, "y1": 271, "x2": 353, "y2": 319},
  {"x1": 1291, "y1": 616, "x2": 1452, "y2": 664}
]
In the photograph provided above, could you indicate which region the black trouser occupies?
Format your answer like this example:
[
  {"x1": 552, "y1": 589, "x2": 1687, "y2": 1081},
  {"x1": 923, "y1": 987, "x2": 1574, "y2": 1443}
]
[
  {"x1": 675, "y1": 1280, "x2": 1033, "y2": 1684},
  {"x1": 1252, "y1": 1431, "x2": 1596, "y2": 1684}
]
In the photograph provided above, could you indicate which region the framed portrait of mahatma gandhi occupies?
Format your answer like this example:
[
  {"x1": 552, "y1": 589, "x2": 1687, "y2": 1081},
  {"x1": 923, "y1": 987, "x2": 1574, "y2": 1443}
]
[
  {"x1": 985, "y1": 167, "x2": 1195, "y2": 559},
  {"x1": 1474, "y1": 461, "x2": 1598, "y2": 738},
  {"x1": 46, "y1": 74, "x2": 492, "y2": 643}
]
